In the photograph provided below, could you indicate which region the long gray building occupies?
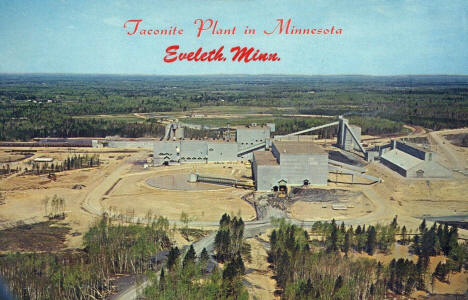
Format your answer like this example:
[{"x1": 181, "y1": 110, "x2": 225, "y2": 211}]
[
  {"x1": 153, "y1": 123, "x2": 274, "y2": 165},
  {"x1": 252, "y1": 140, "x2": 328, "y2": 191},
  {"x1": 380, "y1": 141, "x2": 451, "y2": 178},
  {"x1": 153, "y1": 140, "x2": 239, "y2": 165}
]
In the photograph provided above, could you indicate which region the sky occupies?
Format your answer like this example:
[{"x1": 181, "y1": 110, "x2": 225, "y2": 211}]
[{"x1": 0, "y1": 0, "x2": 467, "y2": 75}]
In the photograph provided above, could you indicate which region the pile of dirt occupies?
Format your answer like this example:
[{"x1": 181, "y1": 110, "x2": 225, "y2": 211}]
[
  {"x1": 0, "y1": 221, "x2": 70, "y2": 252},
  {"x1": 72, "y1": 184, "x2": 86, "y2": 190},
  {"x1": 444, "y1": 133, "x2": 468, "y2": 147},
  {"x1": 291, "y1": 188, "x2": 362, "y2": 203}
]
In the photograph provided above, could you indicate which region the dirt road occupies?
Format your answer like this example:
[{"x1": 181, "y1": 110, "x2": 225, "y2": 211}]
[{"x1": 428, "y1": 130, "x2": 467, "y2": 169}]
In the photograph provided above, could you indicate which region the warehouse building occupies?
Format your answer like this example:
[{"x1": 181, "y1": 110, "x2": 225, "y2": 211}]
[
  {"x1": 252, "y1": 140, "x2": 328, "y2": 191},
  {"x1": 153, "y1": 140, "x2": 239, "y2": 165},
  {"x1": 380, "y1": 141, "x2": 451, "y2": 178},
  {"x1": 153, "y1": 123, "x2": 274, "y2": 165}
]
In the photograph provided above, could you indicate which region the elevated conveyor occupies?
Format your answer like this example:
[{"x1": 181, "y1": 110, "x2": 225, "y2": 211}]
[{"x1": 194, "y1": 174, "x2": 255, "y2": 189}]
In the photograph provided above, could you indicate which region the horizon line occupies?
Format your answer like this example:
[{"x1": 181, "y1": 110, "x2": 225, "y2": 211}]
[{"x1": 1, "y1": 72, "x2": 468, "y2": 77}]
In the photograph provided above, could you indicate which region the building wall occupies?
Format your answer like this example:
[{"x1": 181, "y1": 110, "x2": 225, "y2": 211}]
[
  {"x1": 396, "y1": 141, "x2": 432, "y2": 161},
  {"x1": 254, "y1": 165, "x2": 281, "y2": 191},
  {"x1": 180, "y1": 140, "x2": 207, "y2": 163},
  {"x1": 343, "y1": 126, "x2": 361, "y2": 151},
  {"x1": 279, "y1": 153, "x2": 328, "y2": 186},
  {"x1": 107, "y1": 140, "x2": 155, "y2": 149},
  {"x1": 380, "y1": 156, "x2": 407, "y2": 177},
  {"x1": 154, "y1": 141, "x2": 181, "y2": 165},
  {"x1": 237, "y1": 127, "x2": 270, "y2": 150},
  {"x1": 207, "y1": 142, "x2": 238, "y2": 162},
  {"x1": 271, "y1": 143, "x2": 281, "y2": 164}
]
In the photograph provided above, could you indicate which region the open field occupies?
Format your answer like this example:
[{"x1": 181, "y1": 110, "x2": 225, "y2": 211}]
[
  {"x1": 73, "y1": 113, "x2": 144, "y2": 123},
  {"x1": 288, "y1": 186, "x2": 375, "y2": 222},
  {"x1": 0, "y1": 221, "x2": 70, "y2": 252},
  {"x1": 102, "y1": 163, "x2": 256, "y2": 222}
]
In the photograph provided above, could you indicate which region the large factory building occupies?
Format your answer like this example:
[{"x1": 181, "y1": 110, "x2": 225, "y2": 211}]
[
  {"x1": 252, "y1": 140, "x2": 328, "y2": 191},
  {"x1": 380, "y1": 141, "x2": 451, "y2": 178},
  {"x1": 153, "y1": 123, "x2": 274, "y2": 165}
]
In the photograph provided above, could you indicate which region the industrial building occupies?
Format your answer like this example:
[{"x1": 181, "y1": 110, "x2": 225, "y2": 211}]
[
  {"x1": 91, "y1": 116, "x2": 386, "y2": 191},
  {"x1": 252, "y1": 140, "x2": 328, "y2": 191},
  {"x1": 379, "y1": 141, "x2": 451, "y2": 178},
  {"x1": 153, "y1": 123, "x2": 274, "y2": 165}
]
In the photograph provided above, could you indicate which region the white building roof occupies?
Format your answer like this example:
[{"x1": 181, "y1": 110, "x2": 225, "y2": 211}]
[{"x1": 381, "y1": 149, "x2": 422, "y2": 170}]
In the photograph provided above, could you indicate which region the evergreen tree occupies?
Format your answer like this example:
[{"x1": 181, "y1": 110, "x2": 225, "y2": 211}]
[
  {"x1": 343, "y1": 231, "x2": 350, "y2": 256},
  {"x1": 183, "y1": 245, "x2": 196, "y2": 268},
  {"x1": 167, "y1": 246, "x2": 180, "y2": 271},
  {"x1": 366, "y1": 226, "x2": 377, "y2": 255},
  {"x1": 200, "y1": 247, "x2": 210, "y2": 263}
]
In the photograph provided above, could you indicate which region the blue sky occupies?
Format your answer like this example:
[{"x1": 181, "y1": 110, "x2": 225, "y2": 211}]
[{"x1": 0, "y1": 0, "x2": 467, "y2": 75}]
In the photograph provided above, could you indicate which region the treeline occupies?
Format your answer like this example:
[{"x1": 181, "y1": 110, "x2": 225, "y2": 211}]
[
  {"x1": 143, "y1": 214, "x2": 249, "y2": 299},
  {"x1": 311, "y1": 218, "x2": 398, "y2": 255},
  {"x1": 269, "y1": 219, "x2": 387, "y2": 299},
  {"x1": 0, "y1": 215, "x2": 172, "y2": 300},
  {"x1": 2, "y1": 74, "x2": 466, "y2": 141},
  {"x1": 0, "y1": 114, "x2": 166, "y2": 141},
  {"x1": 413, "y1": 220, "x2": 467, "y2": 282},
  {"x1": 349, "y1": 117, "x2": 405, "y2": 136},
  {"x1": 26, "y1": 154, "x2": 100, "y2": 175},
  {"x1": 214, "y1": 213, "x2": 250, "y2": 262},
  {"x1": 269, "y1": 218, "x2": 468, "y2": 299}
]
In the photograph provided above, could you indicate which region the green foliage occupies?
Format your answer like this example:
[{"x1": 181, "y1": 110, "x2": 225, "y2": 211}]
[
  {"x1": 142, "y1": 262, "x2": 248, "y2": 300},
  {"x1": 28, "y1": 154, "x2": 100, "y2": 176},
  {"x1": 0, "y1": 215, "x2": 172, "y2": 299},
  {"x1": 142, "y1": 213, "x2": 249, "y2": 300},
  {"x1": 270, "y1": 220, "x2": 386, "y2": 299},
  {"x1": 214, "y1": 213, "x2": 246, "y2": 262},
  {"x1": 3, "y1": 74, "x2": 467, "y2": 141},
  {"x1": 311, "y1": 219, "x2": 397, "y2": 255}
]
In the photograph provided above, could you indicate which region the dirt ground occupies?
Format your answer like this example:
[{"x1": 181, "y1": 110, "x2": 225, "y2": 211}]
[
  {"x1": 289, "y1": 186, "x2": 375, "y2": 222},
  {"x1": 354, "y1": 244, "x2": 468, "y2": 296},
  {"x1": 0, "y1": 148, "x2": 256, "y2": 250},
  {"x1": 244, "y1": 232, "x2": 278, "y2": 300},
  {"x1": 0, "y1": 221, "x2": 70, "y2": 252},
  {"x1": 0, "y1": 148, "x2": 144, "y2": 248},
  {"x1": 102, "y1": 163, "x2": 256, "y2": 223}
]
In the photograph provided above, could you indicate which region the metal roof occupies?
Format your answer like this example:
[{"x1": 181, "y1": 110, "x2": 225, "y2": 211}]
[
  {"x1": 273, "y1": 141, "x2": 327, "y2": 155},
  {"x1": 381, "y1": 149, "x2": 423, "y2": 170},
  {"x1": 253, "y1": 151, "x2": 279, "y2": 166}
]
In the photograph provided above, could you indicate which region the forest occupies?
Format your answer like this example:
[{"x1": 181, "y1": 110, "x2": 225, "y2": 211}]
[
  {"x1": 1, "y1": 74, "x2": 467, "y2": 140},
  {"x1": 0, "y1": 215, "x2": 172, "y2": 300},
  {"x1": 142, "y1": 213, "x2": 249, "y2": 299},
  {"x1": 269, "y1": 218, "x2": 468, "y2": 299},
  {"x1": 1, "y1": 213, "x2": 467, "y2": 299}
]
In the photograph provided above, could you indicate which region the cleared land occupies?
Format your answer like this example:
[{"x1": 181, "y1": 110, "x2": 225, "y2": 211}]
[
  {"x1": 0, "y1": 221, "x2": 70, "y2": 252},
  {"x1": 102, "y1": 163, "x2": 256, "y2": 223}
]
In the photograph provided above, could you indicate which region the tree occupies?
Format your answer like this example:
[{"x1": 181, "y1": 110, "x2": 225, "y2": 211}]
[
  {"x1": 183, "y1": 245, "x2": 196, "y2": 268},
  {"x1": 328, "y1": 221, "x2": 338, "y2": 253},
  {"x1": 366, "y1": 226, "x2": 377, "y2": 255},
  {"x1": 343, "y1": 231, "x2": 350, "y2": 256},
  {"x1": 167, "y1": 247, "x2": 180, "y2": 271},
  {"x1": 391, "y1": 215, "x2": 398, "y2": 228},
  {"x1": 419, "y1": 219, "x2": 427, "y2": 233},
  {"x1": 401, "y1": 225, "x2": 407, "y2": 245},
  {"x1": 200, "y1": 247, "x2": 210, "y2": 263}
]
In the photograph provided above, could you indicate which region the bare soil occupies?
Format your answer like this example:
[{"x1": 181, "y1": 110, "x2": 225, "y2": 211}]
[{"x1": 0, "y1": 221, "x2": 70, "y2": 252}]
